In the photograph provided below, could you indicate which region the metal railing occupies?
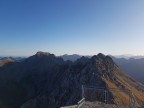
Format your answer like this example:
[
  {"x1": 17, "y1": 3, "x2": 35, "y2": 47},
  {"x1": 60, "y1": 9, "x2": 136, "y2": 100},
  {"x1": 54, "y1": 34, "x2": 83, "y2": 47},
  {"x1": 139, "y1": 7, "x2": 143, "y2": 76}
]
[
  {"x1": 81, "y1": 85, "x2": 138, "y2": 108},
  {"x1": 77, "y1": 98, "x2": 85, "y2": 108}
]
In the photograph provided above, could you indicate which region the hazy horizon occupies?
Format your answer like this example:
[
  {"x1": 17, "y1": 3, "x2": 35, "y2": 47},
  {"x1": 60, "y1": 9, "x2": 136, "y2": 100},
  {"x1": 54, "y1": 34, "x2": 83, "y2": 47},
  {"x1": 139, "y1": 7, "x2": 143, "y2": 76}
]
[
  {"x1": 1, "y1": 0, "x2": 144, "y2": 56},
  {"x1": 1, "y1": 51, "x2": 144, "y2": 58}
]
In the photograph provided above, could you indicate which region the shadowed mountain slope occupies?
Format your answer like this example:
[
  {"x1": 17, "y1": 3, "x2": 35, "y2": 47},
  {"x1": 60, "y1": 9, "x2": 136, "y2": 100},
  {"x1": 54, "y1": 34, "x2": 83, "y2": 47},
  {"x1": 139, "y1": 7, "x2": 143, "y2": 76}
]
[
  {"x1": 0, "y1": 52, "x2": 144, "y2": 108},
  {"x1": 0, "y1": 52, "x2": 68, "y2": 108},
  {"x1": 20, "y1": 53, "x2": 144, "y2": 108}
]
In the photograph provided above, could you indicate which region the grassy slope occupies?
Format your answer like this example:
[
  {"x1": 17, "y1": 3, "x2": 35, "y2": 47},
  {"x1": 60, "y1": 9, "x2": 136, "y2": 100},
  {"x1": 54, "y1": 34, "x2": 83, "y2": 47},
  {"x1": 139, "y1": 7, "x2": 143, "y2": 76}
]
[{"x1": 102, "y1": 67, "x2": 144, "y2": 106}]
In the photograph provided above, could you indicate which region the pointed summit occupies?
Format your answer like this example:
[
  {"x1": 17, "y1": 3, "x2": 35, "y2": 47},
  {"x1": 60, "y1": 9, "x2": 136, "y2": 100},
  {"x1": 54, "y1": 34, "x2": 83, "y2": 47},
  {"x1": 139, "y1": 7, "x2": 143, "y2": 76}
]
[
  {"x1": 97, "y1": 53, "x2": 106, "y2": 58},
  {"x1": 91, "y1": 53, "x2": 106, "y2": 60}
]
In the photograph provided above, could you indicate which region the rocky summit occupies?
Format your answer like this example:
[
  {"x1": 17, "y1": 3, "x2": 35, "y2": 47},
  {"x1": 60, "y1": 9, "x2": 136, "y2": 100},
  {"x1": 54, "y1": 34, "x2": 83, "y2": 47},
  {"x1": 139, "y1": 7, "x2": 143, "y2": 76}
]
[{"x1": 0, "y1": 52, "x2": 143, "y2": 108}]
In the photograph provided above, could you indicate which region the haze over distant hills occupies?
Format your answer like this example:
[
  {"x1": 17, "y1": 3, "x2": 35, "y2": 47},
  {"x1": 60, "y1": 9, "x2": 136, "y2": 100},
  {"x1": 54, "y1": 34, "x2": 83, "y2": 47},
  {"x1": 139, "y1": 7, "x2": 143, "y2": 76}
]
[
  {"x1": 0, "y1": 51, "x2": 144, "y2": 108},
  {"x1": 60, "y1": 54, "x2": 82, "y2": 62},
  {"x1": 113, "y1": 54, "x2": 144, "y2": 59},
  {"x1": 112, "y1": 57, "x2": 144, "y2": 83}
]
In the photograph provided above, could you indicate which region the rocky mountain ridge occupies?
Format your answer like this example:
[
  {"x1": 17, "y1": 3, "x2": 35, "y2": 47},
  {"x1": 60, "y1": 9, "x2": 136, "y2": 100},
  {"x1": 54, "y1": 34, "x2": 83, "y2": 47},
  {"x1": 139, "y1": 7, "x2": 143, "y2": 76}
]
[
  {"x1": 0, "y1": 52, "x2": 143, "y2": 108},
  {"x1": 21, "y1": 52, "x2": 144, "y2": 108},
  {"x1": 60, "y1": 54, "x2": 144, "y2": 83}
]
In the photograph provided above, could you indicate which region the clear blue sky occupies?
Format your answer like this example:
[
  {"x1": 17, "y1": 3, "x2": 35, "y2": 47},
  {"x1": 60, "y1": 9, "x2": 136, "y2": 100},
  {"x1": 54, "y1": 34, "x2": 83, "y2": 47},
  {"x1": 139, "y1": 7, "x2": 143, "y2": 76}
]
[{"x1": 0, "y1": 0, "x2": 144, "y2": 56}]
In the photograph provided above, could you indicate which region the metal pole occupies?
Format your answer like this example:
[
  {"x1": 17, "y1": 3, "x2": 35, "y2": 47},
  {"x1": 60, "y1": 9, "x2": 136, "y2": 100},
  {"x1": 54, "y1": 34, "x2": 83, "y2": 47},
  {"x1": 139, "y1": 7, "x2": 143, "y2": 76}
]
[
  {"x1": 104, "y1": 89, "x2": 107, "y2": 104},
  {"x1": 82, "y1": 85, "x2": 84, "y2": 98}
]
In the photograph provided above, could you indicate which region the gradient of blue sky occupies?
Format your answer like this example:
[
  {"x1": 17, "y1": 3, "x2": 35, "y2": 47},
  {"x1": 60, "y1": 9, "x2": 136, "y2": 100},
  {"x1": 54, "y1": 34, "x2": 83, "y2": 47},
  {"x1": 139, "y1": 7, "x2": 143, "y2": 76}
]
[{"x1": 0, "y1": 0, "x2": 144, "y2": 56}]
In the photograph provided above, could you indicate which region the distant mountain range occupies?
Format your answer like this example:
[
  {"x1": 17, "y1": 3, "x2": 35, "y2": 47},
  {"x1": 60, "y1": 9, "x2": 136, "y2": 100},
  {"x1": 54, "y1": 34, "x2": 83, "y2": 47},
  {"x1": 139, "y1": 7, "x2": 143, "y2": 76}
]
[
  {"x1": 1, "y1": 54, "x2": 144, "y2": 83},
  {"x1": 112, "y1": 57, "x2": 144, "y2": 83},
  {"x1": 0, "y1": 58, "x2": 14, "y2": 67},
  {"x1": 61, "y1": 54, "x2": 144, "y2": 60},
  {"x1": 60, "y1": 54, "x2": 82, "y2": 62},
  {"x1": 0, "y1": 52, "x2": 144, "y2": 108},
  {"x1": 113, "y1": 54, "x2": 144, "y2": 59},
  {"x1": 0, "y1": 57, "x2": 26, "y2": 62}
]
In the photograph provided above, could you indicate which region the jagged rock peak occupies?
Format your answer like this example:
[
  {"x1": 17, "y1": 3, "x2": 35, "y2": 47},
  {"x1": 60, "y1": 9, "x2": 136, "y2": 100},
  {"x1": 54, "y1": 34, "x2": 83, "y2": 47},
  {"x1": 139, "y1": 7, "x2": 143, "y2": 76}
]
[
  {"x1": 35, "y1": 51, "x2": 55, "y2": 57},
  {"x1": 91, "y1": 53, "x2": 113, "y2": 60},
  {"x1": 91, "y1": 53, "x2": 106, "y2": 60},
  {"x1": 91, "y1": 53, "x2": 115, "y2": 66},
  {"x1": 97, "y1": 53, "x2": 106, "y2": 58}
]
